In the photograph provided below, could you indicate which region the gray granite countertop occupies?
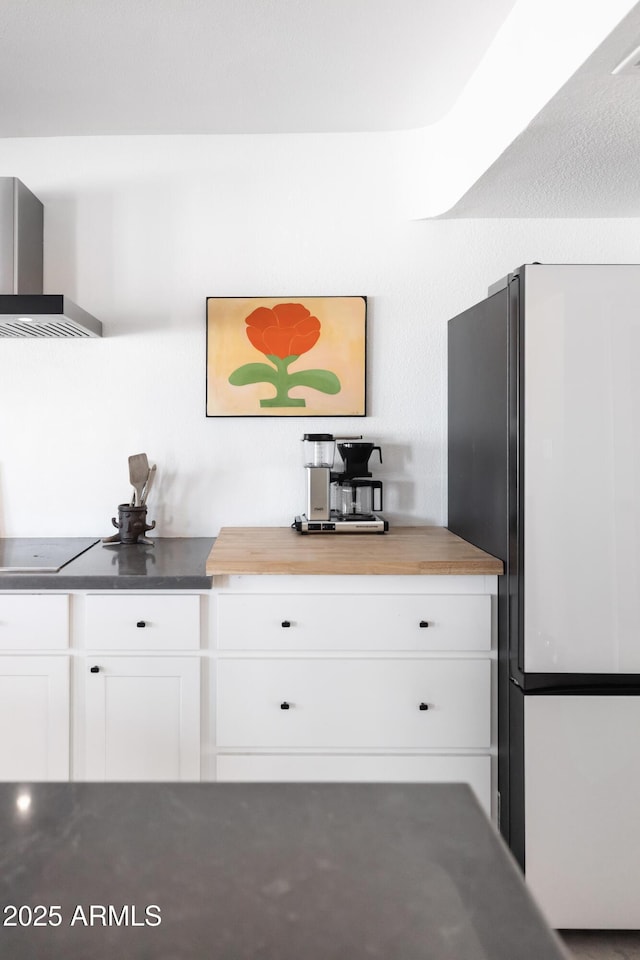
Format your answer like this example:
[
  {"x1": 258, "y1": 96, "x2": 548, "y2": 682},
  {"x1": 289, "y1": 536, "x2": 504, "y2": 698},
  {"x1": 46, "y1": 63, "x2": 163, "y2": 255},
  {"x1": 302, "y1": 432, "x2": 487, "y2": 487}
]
[
  {"x1": 0, "y1": 782, "x2": 567, "y2": 959},
  {"x1": 0, "y1": 538, "x2": 214, "y2": 590}
]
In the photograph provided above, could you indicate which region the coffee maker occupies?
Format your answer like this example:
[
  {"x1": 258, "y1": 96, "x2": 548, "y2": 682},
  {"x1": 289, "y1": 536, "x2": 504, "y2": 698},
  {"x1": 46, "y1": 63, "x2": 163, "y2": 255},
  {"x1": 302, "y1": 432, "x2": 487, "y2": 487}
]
[{"x1": 294, "y1": 434, "x2": 388, "y2": 533}]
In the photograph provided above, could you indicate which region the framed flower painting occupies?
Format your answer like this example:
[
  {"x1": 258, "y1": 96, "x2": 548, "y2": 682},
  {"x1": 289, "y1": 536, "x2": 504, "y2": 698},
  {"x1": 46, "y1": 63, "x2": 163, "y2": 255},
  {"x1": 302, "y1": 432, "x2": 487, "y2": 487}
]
[{"x1": 206, "y1": 296, "x2": 367, "y2": 417}]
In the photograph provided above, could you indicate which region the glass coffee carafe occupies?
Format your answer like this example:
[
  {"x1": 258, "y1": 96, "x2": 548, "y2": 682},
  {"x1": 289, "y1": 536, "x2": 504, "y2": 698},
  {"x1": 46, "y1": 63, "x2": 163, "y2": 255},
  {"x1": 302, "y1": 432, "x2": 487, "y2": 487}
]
[
  {"x1": 338, "y1": 478, "x2": 384, "y2": 517},
  {"x1": 332, "y1": 442, "x2": 384, "y2": 518}
]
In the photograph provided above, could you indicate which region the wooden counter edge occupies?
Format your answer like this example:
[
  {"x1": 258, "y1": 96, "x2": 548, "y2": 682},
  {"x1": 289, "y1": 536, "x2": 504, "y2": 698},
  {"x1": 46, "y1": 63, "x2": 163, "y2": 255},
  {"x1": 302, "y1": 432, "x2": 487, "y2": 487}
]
[{"x1": 206, "y1": 526, "x2": 503, "y2": 577}]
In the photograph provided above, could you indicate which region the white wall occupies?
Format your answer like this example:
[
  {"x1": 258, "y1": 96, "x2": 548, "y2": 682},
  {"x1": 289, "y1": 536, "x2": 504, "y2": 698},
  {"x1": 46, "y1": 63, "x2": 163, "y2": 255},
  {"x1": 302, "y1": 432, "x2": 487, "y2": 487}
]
[{"x1": 1, "y1": 134, "x2": 640, "y2": 537}]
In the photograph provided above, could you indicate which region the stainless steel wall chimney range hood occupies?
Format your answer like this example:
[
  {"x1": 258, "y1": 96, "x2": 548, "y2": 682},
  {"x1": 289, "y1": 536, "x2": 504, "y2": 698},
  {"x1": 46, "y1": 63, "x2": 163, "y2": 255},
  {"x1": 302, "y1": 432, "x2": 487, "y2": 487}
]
[{"x1": 0, "y1": 178, "x2": 102, "y2": 338}]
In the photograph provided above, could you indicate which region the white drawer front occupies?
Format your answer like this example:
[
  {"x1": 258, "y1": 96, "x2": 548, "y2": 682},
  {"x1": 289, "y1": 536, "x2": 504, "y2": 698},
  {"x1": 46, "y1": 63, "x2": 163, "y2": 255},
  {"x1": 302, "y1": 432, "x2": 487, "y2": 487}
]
[
  {"x1": 217, "y1": 658, "x2": 490, "y2": 750},
  {"x1": 85, "y1": 595, "x2": 200, "y2": 650},
  {"x1": 217, "y1": 594, "x2": 490, "y2": 652},
  {"x1": 217, "y1": 754, "x2": 491, "y2": 815},
  {"x1": 0, "y1": 595, "x2": 69, "y2": 650}
]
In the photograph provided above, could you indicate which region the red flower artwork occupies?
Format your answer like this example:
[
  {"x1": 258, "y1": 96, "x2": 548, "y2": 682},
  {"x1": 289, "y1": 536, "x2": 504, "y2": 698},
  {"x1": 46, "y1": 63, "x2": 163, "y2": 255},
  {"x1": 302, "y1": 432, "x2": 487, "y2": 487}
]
[
  {"x1": 228, "y1": 301, "x2": 341, "y2": 408},
  {"x1": 244, "y1": 303, "x2": 320, "y2": 359}
]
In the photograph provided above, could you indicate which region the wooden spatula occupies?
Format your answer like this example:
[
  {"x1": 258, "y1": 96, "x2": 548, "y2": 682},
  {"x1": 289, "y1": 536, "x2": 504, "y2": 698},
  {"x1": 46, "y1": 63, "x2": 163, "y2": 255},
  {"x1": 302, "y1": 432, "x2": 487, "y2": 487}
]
[
  {"x1": 128, "y1": 453, "x2": 149, "y2": 506},
  {"x1": 141, "y1": 463, "x2": 156, "y2": 505}
]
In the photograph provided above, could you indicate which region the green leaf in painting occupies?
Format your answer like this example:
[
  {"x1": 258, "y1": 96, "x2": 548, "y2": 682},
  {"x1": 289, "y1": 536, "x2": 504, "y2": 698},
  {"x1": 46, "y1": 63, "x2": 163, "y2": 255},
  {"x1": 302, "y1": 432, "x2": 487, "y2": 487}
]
[
  {"x1": 228, "y1": 362, "x2": 278, "y2": 386},
  {"x1": 288, "y1": 369, "x2": 341, "y2": 395}
]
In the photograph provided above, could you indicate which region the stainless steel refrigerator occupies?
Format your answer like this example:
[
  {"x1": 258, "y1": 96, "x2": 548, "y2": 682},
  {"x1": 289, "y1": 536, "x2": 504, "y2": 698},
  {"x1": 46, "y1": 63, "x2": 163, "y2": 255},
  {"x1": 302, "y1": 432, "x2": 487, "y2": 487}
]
[{"x1": 448, "y1": 263, "x2": 640, "y2": 930}]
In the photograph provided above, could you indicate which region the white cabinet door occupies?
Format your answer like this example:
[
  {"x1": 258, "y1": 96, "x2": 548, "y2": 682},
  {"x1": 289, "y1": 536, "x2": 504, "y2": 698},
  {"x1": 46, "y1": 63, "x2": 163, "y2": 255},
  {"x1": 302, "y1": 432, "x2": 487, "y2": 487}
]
[
  {"x1": 525, "y1": 695, "x2": 640, "y2": 929},
  {"x1": 0, "y1": 656, "x2": 69, "y2": 781},
  {"x1": 82, "y1": 657, "x2": 200, "y2": 781}
]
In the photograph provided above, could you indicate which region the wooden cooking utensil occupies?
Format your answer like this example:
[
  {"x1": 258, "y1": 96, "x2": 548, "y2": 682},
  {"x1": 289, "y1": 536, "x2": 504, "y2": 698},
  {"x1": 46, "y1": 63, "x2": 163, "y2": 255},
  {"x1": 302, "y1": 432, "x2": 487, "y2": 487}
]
[
  {"x1": 140, "y1": 463, "x2": 156, "y2": 505},
  {"x1": 128, "y1": 453, "x2": 149, "y2": 506}
]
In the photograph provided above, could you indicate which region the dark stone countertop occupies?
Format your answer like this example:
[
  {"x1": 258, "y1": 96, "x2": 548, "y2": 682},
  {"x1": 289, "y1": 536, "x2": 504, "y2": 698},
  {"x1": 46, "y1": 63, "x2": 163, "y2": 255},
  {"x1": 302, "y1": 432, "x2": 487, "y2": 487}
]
[
  {"x1": 0, "y1": 782, "x2": 567, "y2": 960},
  {"x1": 0, "y1": 538, "x2": 214, "y2": 590}
]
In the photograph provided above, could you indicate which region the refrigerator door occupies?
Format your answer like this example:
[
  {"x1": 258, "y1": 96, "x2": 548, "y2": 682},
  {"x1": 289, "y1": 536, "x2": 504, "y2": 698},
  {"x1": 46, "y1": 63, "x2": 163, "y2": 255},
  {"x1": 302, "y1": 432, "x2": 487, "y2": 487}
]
[
  {"x1": 524, "y1": 693, "x2": 640, "y2": 928},
  {"x1": 523, "y1": 264, "x2": 640, "y2": 674}
]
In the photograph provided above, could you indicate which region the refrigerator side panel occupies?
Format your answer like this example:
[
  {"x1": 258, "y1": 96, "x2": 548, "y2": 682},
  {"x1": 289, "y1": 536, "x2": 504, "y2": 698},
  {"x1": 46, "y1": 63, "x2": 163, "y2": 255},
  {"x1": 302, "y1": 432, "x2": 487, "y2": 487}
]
[
  {"x1": 448, "y1": 289, "x2": 512, "y2": 840},
  {"x1": 524, "y1": 694, "x2": 640, "y2": 929},
  {"x1": 447, "y1": 288, "x2": 509, "y2": 561},
  {"x1": 506, "y1": 682, "x2": 525, "y2": 869},
  {"x1": 523, "y1": 264, "x2": 640, "y2": 674}
]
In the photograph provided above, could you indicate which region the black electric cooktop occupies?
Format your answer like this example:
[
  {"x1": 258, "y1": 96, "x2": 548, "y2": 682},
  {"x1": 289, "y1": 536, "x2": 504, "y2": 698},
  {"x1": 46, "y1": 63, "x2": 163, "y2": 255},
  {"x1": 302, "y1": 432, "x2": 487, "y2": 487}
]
[{"x1": 0, "y1": 538, "x2": 99, "y2": 573}]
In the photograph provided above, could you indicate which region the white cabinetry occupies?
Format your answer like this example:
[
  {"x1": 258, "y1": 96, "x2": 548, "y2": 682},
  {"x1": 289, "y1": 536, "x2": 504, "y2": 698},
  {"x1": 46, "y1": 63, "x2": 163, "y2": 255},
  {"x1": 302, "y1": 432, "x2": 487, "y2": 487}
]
[
  {"x1": 84, "y1": 594, "x2": 200, "y2": 651},
  {"x1": 82, "y1": 655, "x2": 200, "y2": 781},
  {"x1": 0, "y1": 594, "x2": 69, "y2": 650},
  {"x1": 77, "y1": 594, "x2": 201, "y2": 781},
  {"x1": 217, "y1": 593, "x2": 491, "y2": 652},
  {"x1": 0, "y1": 573, "x2": 496, "y2": 799},
  {"x1": 0, "y1": 591, "x2": 204, "y2": 783},
  {"x1": 213, "y1": 577, "x2": 496, "y2": 815},
  {"x1": 0, "y1": 595, "x2": 70, "y2": 781},
  {"x1": 217, "y1": 658, "x2": 490, "y2": 749},
  {"x1": 0, "y1": 656, "x2": 69, "y2": 780}
]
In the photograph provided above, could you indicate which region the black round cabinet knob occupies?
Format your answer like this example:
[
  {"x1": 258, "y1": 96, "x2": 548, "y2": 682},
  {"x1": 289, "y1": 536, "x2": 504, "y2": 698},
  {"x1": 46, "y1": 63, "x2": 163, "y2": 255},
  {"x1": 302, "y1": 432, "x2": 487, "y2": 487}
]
[
  {"x1": 280, "y1": 702, "x2": 291, "y2": 710},
  {"x1": 419, "y1": 702, "x2": 429, "y2": 711},
  {"x1": 90, "y1": 666, "x2": 100, "y2": 674}
]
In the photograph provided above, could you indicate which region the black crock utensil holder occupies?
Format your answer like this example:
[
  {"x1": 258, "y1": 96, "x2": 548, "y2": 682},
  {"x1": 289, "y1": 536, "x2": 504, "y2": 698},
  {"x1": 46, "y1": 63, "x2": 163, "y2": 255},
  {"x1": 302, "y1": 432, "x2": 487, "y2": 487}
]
[{"x1": 102, "y1": 504, "x2": 156, "y2": 545}]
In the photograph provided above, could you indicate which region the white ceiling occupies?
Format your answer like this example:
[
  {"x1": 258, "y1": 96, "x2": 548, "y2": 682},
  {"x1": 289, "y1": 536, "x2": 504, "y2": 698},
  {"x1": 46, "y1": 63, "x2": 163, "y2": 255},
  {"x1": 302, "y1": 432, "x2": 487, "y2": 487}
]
[
  {"x1": 443, "y1": 2, "x2": 640, "y2": 217},
  {"x1": 1, "y1": 1, "x2": 639, "y2": 217},
  {"x1": 0, "y1": 0, "x2": 515, "y2": 136}
]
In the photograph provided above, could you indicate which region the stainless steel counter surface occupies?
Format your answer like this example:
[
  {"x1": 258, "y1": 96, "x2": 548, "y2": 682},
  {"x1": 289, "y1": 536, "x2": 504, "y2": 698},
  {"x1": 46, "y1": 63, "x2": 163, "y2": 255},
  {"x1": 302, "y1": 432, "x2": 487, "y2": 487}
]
[
  {"x1": 0, "y1": 538, "x2": 214, "y2": 590},
  {"x1": 0, "y1": 782, "x2": 566, "y2": 960}
]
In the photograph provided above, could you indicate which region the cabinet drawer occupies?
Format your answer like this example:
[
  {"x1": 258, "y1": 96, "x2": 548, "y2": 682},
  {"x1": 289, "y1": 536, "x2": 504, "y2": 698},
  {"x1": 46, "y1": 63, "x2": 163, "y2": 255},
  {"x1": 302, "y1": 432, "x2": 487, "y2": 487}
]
[
  {"x1": 217, "y1": 594, "x2": 490, "y2": 652},
  {"x1": 84, "y1": 595, "x2": 200, "y2": 650},
  {"x1": 0, "y1": 595, "x2": 69, "y2": 650},
  {"x1": 217, "y1": 658, "x2": 490, "y2": 750},
  {"x1": 217, "y1": 754, "x2": 491, "y2": 815}
]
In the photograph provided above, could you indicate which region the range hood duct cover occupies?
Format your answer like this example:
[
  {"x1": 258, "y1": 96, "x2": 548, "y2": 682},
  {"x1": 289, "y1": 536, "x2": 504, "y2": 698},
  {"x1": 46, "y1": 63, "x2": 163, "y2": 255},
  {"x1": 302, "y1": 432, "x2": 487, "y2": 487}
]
[{"x1": 0, "y1": 178, "x2": 102, "y2": 338}]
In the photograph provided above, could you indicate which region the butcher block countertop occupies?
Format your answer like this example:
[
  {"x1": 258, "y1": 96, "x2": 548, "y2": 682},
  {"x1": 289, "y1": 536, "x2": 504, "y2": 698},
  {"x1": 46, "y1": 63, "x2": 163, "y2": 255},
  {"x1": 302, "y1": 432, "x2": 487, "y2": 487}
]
[{"x1": 206, "y1": 526, "x2": 503, "y2": 576}]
